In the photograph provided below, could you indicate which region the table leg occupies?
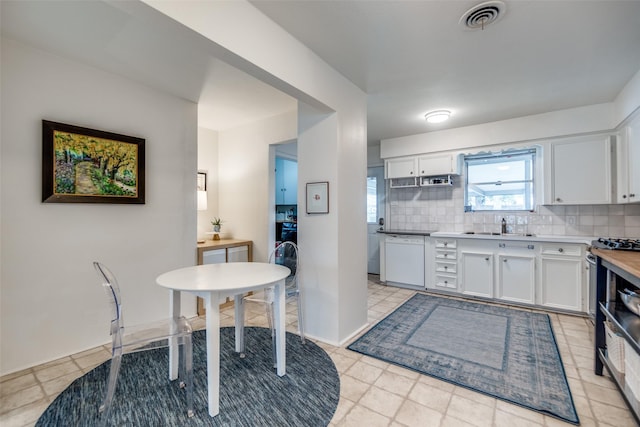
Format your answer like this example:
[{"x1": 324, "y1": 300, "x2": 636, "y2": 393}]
[
  {"x1": 204, "y1": 292, "x2": 221, "y2": 417},
  {"x1": 168, "y1": 289, "x2": 181, "y2": 380},
  {"x1": 234, "y1": 294, "x2": 245, "y2": 354},
  {"x1": 273, "y1": 279, "x2": 286, "y2": 376}
]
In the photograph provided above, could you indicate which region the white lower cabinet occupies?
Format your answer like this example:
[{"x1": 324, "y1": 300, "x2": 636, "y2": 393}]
[
  {"x1": 433, "y1": 238, "x2": 457, "y2": 291},
  {"x1": 459, "y1": 251, "x2": 493, "y2": 298},
  {"x1": 539, "y1": 243, "x2": 585, "y2": 311},
  {"x1": 497, "y1": 254, "x2": 536, "y2": 304},
  {"x1": 427, "y1": 236, "x2": 586, "y2": 313}
]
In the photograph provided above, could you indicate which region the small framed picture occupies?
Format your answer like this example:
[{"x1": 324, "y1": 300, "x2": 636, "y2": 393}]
[{"x1": 306, "y1": 181, "x2": 329, "y2": 214}]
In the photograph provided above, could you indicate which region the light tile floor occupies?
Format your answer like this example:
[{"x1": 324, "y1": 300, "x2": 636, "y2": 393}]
[{"x1": 1, "y1": 276, "x2": 637, "y2": 427}]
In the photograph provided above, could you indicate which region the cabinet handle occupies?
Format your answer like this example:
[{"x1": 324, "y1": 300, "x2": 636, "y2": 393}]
[
  {"x1": 503, "y1": 259, "x2": 508, "y2": 262},
  {"x1": 556, "y1": 197, "x2": 562, "y2": 202},
  {"x1": 485, "y1": 257, "x2": 490, "y2": 261},
  {"x1": 558, "y1": 248, "x2": 564, "y2": 253},
  {"x1": 623, "y1": 194, "x2": 628, "y2": 199},
  {"x1": 631, "y1": 193, "x2": 636, "y2": 198},
  {"x1": 443, "y1": 242, "x2": 448, "y2": 247},
  {"x1": 443, "y1": 254, "x2": 448, "y2": 258},
  {"x1": 444, "y1": 266, "x2": 448, "y2": 270},
  {"x1": 410, "y1": 171, "x2": 414, "y2": 175}
]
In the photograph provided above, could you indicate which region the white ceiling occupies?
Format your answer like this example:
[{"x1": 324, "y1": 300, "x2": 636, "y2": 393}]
[
  {"x1": 251, "y1": 0, "x2": 640, "y2": 144},
  {"x1": 2, "y1": 0, "x2": 640, "y2": 147},
  {"x1": 0, "y1": 0, "x2": 297, "y2": 132}
]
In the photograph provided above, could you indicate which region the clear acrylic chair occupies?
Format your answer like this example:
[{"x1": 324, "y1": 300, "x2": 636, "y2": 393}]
[
  {"x1": 92, "y1": 262, "x2": 194, "y2": 422},
  {"x1": 240, "y1": 241, "x2": 305, "y2": 363}
]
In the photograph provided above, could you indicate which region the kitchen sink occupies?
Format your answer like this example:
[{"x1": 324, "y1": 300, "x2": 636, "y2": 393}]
[
  {"x1": 464, "y1": 231, "x2": 500, "y2": 235},
  {"x1": 464, "y1": 231, "x2": 536, "y2": 237}
]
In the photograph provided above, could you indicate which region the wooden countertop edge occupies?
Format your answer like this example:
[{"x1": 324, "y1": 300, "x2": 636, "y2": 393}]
[
  {"x1": 592, "y1": 248, "x2": 640, "y2": 279},
  {"x1": 197, "y1": 239, "x2": 253, "y2": 250}
]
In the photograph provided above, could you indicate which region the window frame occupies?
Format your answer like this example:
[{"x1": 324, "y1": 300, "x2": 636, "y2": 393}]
[{"x1": 463, "y1": 148, "x2": 537, "y2": 212}]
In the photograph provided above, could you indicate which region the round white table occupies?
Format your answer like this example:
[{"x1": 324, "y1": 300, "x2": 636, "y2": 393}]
[{"x1": 156, "y1": 262, "x2": 290, "y2": 417}]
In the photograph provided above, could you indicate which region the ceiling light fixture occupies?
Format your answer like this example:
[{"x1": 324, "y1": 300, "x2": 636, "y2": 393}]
[{"x1": 424, "y1": 110, "x2": 451, "y2": 124}]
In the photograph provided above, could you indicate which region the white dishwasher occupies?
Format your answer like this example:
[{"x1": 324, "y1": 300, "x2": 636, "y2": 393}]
[{"x1": 385, "y1": 234, "x2": 425, "y2": 287}]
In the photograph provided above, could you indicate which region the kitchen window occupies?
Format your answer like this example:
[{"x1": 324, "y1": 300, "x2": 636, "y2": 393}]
[{"x1": 464, "y1": 148, "x2": 536, "y2": 211}]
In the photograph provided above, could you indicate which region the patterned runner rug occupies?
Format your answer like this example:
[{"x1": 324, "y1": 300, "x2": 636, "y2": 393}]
[{"x1": 348, "y1": 293, "x2": 579, "y2": 424}]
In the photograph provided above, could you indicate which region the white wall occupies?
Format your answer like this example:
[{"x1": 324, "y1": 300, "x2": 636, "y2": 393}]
[
  {"x1": 614, "y1": 68, "x2": 640, "y2": 125},
  {"x1": 0, "y1": 38, "x2": 197, "y2": 375},
  {"x1": 197, "y1": 127, "x2": 219, "y2": 241},
  {"x1": 381, "y1": 66, "x2": 640, "y2": 159},
  {"x1": 217, "y1": 111, "x2": 297, "y2": 263},
  {"x1": 146, "y1": 0, "x2": 369, "y2": 345},
  {"x1": 381, "y1": 103, "x2": 615, "y2": 158}
]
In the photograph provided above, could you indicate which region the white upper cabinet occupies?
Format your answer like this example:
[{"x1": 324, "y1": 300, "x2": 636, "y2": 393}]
[
  {"x1": 616, "y1": 114, "x2": 640, "y2": 203},
  {"x1": 544, "y1": 135, "x2": 612, "y2": 205},
  {"x1": 386, "y1": 154, "x2": 459, "y2": 179},
  {"x1": 275, "y1": 157, "x2": 297, "y2": 205},
  {"x1": 385, "y1": 157, "x2": 417, "y2": 179},
  {"x1": 417, "y1": 154, "x2": 457, "y2": 176}
]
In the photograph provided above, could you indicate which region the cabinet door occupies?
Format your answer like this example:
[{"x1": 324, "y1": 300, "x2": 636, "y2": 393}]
[
  {"x1": 460, "y1": 251, "x2": 493, "y2": 298},
  {"x1": 282, "y1": 159, "x2": 298, "y2": 204},
  {"x1": 418, "y1": 154, "x2": 453, "y2": 176},
  {"x1": 617, "y1": 118, "x2": 640, "y2": 203},
  {"x1": 275, "y1": 157, "x2": 285, "y2": 204},
  {"x1": 497, "y1": 255, "x2": 535, "y2": 304},
  {"x1": 540, "y1": 257, "x2": 584, "y2": 311},
  {"x1": 548, "y1": 136, "x2": 611, "y2": 204},
  {"x1": 629, "y1": 118, "x2": 640, "y2": 203},
  {"x1": 385, "y1": 157, "x2": 417, "y2": 179},
  {"x1": 275, "y1": 158, "x2": 298, "y2": 204},
  {"x1": 202, "y1": 248, "x2": 226, "y2": 264}
]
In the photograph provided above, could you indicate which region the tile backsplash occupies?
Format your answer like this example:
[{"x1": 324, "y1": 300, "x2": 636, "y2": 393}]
[{"x1": 387, "y1": 181, "x2": 640, "y2": 238}]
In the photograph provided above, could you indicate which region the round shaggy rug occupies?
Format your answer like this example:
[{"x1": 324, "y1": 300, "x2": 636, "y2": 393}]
[{"x1": 37, "y1": 327, "x2": 340, "y2": 426}]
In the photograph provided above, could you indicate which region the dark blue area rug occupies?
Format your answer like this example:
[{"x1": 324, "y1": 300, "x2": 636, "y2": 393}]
[
  {"x1": 348, "y1": 293, "x2": 579, "y2": 425},
  {"x1": 36, "y1": 327, "x2": 339, "y2": 426}
]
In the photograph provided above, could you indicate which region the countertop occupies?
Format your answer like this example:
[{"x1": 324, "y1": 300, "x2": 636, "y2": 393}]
[
  {"x1": 377, "y1": 229, "x2": 437, "y2": 236},
  {"x1": 592, "y1": 248, "x2": 640, "y2": 279},
  {"x1": 429, "y1": 231, "x2": 595, "y2": 245}
]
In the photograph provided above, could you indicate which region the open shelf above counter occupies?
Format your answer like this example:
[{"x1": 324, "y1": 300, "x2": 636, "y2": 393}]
[{"x1": 420, "y1": 175, "x2": 454, "y2": 187}]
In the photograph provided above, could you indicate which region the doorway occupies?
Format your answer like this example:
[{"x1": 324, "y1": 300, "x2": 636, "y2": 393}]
[
  {"x1": 367, "y1": 166, "x2": 385, "y2": 274},
  {"x1": 272, "y1": 141, "x2": 298, "y2": 250}
]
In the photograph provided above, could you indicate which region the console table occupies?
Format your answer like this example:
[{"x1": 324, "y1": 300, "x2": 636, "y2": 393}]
[{"x1": 196, "y1": 239, "x2": 253, "y2": 315}]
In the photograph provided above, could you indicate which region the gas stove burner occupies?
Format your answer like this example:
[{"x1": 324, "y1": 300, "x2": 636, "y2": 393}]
[{"x1": 592, "y1": 237, "x2": 640, "y2": 251}]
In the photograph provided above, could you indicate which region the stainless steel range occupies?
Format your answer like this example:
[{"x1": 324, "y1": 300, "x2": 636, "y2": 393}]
[{"x1": 591, "y1": 237, "x2": 640, "y2": 251}]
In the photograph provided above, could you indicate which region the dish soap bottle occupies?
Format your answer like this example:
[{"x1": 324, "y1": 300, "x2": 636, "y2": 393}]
[{"x1": 501, "y1": 218, "x2": 507, "y2": 234}]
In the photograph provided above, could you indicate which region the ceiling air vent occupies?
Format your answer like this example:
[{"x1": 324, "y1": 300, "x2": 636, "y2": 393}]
[{"x1": 460, "y1": 1, "x2": 506, "y2": 30}]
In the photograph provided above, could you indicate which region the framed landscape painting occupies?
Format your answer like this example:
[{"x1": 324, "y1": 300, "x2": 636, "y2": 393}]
[{"x1": 42, "y1": 120, "x2": 145, "y2": 204}]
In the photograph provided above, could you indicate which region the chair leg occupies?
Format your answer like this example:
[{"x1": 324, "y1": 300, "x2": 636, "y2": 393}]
[
  {"x1": 100, "y1": 353, "x2": 122, "y2": 420},
  {"x1": 181, "y1": 336, "x2": 195, "y2": 418},
  {"x1": 297, "y1": 294, "x2": 305, "y2": 344}
]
